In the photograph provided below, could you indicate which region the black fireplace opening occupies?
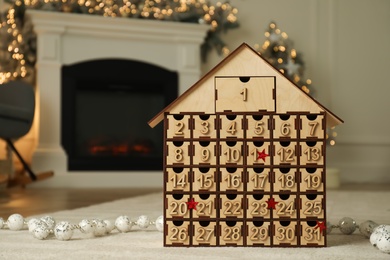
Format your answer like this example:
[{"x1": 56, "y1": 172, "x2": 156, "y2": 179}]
[{"x1": 61, "y1": 59, "x2": 177, "y2": 171}]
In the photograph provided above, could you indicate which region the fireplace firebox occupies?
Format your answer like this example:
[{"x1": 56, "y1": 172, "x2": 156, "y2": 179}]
[{"x1": 61, "y1": 59, "x2": 178, "y2": 171}]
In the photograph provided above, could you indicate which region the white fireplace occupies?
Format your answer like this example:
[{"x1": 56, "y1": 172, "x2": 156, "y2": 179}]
[{"x1": 28, "y1": 10, "x2": 208, "y2": 188}]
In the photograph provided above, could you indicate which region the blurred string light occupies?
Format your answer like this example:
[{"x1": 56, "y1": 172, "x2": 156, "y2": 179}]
[
  {"x1": 0, "y1": 0, "x2": 36, "y2": 84},
  {"x1": 0, "y1": 0, "x2": 239, "y2": 85},
  {"x1": 327, "y1": 127, "x2": 338, "y2": 146},
  {"x1": 255, "y1": 21, "x2": 313, "y2": 95},
  {"x1": 257, "y1": 22, "x2": 338, "y2": 146},
  {"x1": 255, "y1": 22, "x2": 338, "y2": 146}
]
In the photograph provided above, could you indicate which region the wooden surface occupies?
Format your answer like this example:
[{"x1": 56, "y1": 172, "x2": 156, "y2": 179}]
[
  {"x1": 215, "y1": 76, "x2": 275, "y2": 112},
  {"x1": 0, "y1": 184, "x2": 389, "y2": 220},
  {"x1": 0, "y1": 187, "x2": 162, "y2": 217},
  {"x1": 148, "y1": 43, "x2": 343, "y2": 129},
  {"x1": 163, "y1": 112, "x2": 328, "y2": 247}
]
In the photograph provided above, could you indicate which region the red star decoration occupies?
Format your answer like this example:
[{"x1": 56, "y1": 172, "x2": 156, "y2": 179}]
[
  {"x1": 257, "y1": 149, "x2": 269, "y2": 162},
  {"x1": 315, "y1": 221, "x2": 327, "y2": 234},
  {"x1": 186, "y1": 198, "x2": 198, "y2": 210},
  {"x1": 266, "y1": 198, "x2": 279, "y2": 209}
]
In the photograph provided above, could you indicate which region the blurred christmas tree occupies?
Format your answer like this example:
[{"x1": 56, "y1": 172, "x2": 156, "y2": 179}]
[
  {"x1": 0, "y1": 0, "x2": 36, "y2": 84},
  {"x1": 0, "y1": 0, "x2": 239, "y2": 85},
  {"x1": 254, "y1": 21, "x2": 337, "y2": 145},
  {"x1": 254, "y1": 21, "x2": 313, "y2": 95}
]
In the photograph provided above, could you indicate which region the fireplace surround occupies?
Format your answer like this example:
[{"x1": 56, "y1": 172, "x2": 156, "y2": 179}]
[{"x1": 28, "y1": 10, "x2": 208, "y2": 187}]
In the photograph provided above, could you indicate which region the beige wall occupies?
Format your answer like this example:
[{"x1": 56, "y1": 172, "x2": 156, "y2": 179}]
[{"x1": 202, "y1": 0, "x2": 390, "y2": 184}]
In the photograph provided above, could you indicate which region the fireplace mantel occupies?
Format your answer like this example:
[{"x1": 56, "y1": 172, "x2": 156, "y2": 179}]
[{"x1": 28, "y1": 10, "x2": 209, "y2": 188}]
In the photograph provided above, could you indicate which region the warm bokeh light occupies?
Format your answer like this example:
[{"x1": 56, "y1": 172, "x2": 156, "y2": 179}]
[
  {"x1": 0, "y1": 0, "x2": 239, "y2": 84},
  {"x1": 254, "y1": 21, "x2": 339, "y2": 145}
]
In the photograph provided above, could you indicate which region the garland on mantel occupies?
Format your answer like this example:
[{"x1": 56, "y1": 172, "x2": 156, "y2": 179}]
[{"x1": 0, "y1": 0, "x2": 239, "y2": 84}]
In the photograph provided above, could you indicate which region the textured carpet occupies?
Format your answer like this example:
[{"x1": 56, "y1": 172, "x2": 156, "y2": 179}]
[{"x1": 1, "y1": 190, "x2": 389, "y2": 260}]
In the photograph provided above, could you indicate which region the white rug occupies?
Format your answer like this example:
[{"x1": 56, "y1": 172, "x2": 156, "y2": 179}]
[{"x1": 1, "y1": 190, "x2": 389, "y2": 260}]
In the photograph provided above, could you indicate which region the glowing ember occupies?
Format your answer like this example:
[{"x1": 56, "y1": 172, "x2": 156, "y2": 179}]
[{"x1": 87, "y1": 138, "x2": 153, "y2": 156}]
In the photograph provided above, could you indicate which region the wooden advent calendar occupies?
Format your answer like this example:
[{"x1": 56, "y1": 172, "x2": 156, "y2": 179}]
[{"x1": 148, "y1": 43, "x2": 343, "y2": 247}]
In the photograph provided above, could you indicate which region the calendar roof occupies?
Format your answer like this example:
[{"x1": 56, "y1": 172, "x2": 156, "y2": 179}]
[{"x1": 148, "y1": 43, "x2": 343, "y2": 128}]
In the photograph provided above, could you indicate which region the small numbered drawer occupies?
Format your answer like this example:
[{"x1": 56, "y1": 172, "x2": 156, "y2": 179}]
[
  {"x1": 165, "y1": 220, "x2": 191, "y2": 246},
  {"x1": 220, "y1": 194, "x2": 244, "y2": 219},
  {"x1": 193, "y1": 114, "x2": 217, "y2": 139},
  {"x1": 300, "y1": 141, "x2": 324, "y2": 165},
  {"x1": 273, "y1": 141, "x2": 298, "y2": 165},
  {"x1": 246, "y1": 141, "x2": 271, "y2": 165},
  {"x1": 166, "y1": 114, "x2": 191, "y2": 139},
  {"x1": 300, "y1": 194, "x2": 324, "y2": 219},
  {"x1": 192, "y1": 221, "x2": 218, "y2": 246},
  {"x1": 192, "y1": 194, "x2": 218, "y2": 219},
  {"x1": 166, "y1": 141, "x2": 191, "y2": 165},
  {"x1": 247, "y1": 168, "x2": 271, "y2": 192},
  {"x1": 219, "y1": 221, "x2": 245, "y2": 246},
  {"x1": 166, "y1": 194, "x2": 191, "y2": 219},
  {"x1": 274, "y1": 194, "x2": 298, "y2": 219},
  {"x1": 246, "y1": 194, "x2": 271, "y2": 219},
  {"x1": 219, "y1": 114, "x2": 244, "y2": 138},
  {"x1": 246, "y1": 114, "x2": 271, "y2": 139},
  {"x1": 219, "y1": 141, "x2": 244, "y2": 165},
  {"x1": 192, "y1": 167, "x2": 217, "y2": 192},
  {"x1": 300, "y1": 114, "x2": 325, "y2": 139},
  {"x1": 273, "y1": 221, "x2": 298, "y2": 246},
  {"x1": 300, "y1": 168, "x2": 324, "y2": 192},
  {"x1": 273, "y1": 114, "x2": 298, "y2": 139},
  {"x1": 192, "y1": 141, "x2": 217, "y2": 165},
  {"x1": 215, "y1": 76, "x2": 275, "y2": 113},
  {"x1": 246, "y1": 221, "x2": 271, "y2": 246},
  {"x1": 220, "y1": 167, "x2": 244, "y2": 192},
  {"x1": 166, "y1": 167, "x2": 191, "y2": 192},
  {"x1": 273, "y1": 168, "x2": 298, "y2": 192},
  {"x1": 300, "y1": 220, "x2": 326, "y2": 246}
]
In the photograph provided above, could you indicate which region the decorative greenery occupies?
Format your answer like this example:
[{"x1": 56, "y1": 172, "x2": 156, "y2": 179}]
[{"x1": 0, "y1": 0, "x2": 239, "y2": 84}]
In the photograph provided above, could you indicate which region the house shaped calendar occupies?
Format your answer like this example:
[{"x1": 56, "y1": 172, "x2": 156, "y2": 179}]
[{"x1": 148, "y1": 43, "x2": 343, "y2": 247}]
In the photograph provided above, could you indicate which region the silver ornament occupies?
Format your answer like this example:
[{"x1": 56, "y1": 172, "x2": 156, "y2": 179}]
[
  {"x1": 136, "y1": 215, "x2": 150, "y2": 229},
  {"x1": 7, "y1": 214, "x2": 25, "y2": 231},
  {"x1": 92, "y1": 219, "x2": 107, "y2": 236},
  {"x1": 359, "y1": 220, "x2": 379, "y2": 238},
  {"x1": 104, "y1": 220, "x2": 115, "y2": 234},
  {"x1": 370, "y1": 225, "x2": 390, "y2": 247},
  {"x1": 376, "y1": 226, "x2": 390, "y2": 254},
  {"x1": 79, "y1": 219, "x2": 94, "y2": 234},
  {"x1": 40, "y1": 216, "x2": 56, "y2": 230},
  {"x1": 54, "y1": 221, "x2": 73, "y2": 241},
  {"x1": 115, "y1": 215, "x2": 132, "y2": 233},
  {"x1": 32, "y1": 221, "x2": 50, "y2": 240},
  {"x1": 338, "y1": 217, "x2": 356, "y2": 235},
  {"x1": 155, "y1": 215, "x2": 164, "y2": 232},
  {"x1": 28, "y1": 218, "x2": 41, "y2": 233}
]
